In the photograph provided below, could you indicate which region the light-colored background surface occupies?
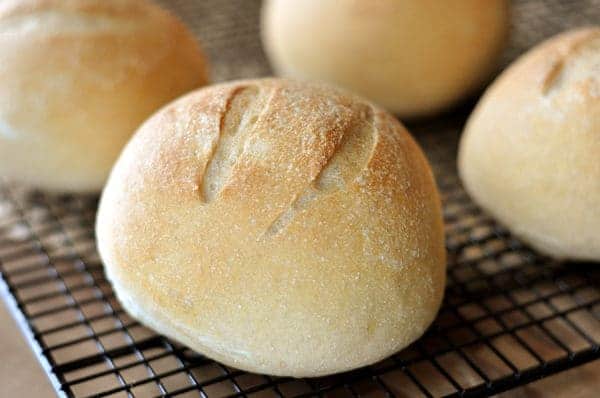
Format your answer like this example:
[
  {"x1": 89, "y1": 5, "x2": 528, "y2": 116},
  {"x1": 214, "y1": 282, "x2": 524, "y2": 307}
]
[{"x1": 1, "y1": 292, "x2": 56, "y2": 397}]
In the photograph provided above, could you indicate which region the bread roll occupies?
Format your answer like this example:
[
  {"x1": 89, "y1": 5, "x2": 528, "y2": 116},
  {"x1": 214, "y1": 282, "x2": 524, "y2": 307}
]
[
  {"x1": 0, "y1": 0, "x2": 208, "y2": 192},
  {"x1": 97, "y1": 78, "x2": 446, "y2": 377},
  {"x1": 458, "y1": 27, "x2": 600, "y2": 261},
  {"x1": 261, "y1": 0, "x2": 509, "y2": 118}
]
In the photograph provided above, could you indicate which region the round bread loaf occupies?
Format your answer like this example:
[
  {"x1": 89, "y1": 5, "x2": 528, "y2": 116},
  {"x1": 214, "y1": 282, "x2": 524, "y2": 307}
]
[
  {"x1": 458, "y1": 27, "x2": 600, "y2": 261},
  {"x1": 0, "y1": 0, "x2": 208, "y2": 192},
  {"x1": 261, "y1": 0, "x2": 509, "y2": 118},
  {"x1": 97, "y1": 78, "x2": 446, "y2": 377}
]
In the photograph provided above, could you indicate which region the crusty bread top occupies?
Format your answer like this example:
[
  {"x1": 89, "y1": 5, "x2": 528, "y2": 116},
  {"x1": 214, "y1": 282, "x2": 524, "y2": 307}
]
[
  {"x1": 0, "y1": 0, "x2": 207, "y2": 80},
  {"x1": 0, "y1": 0, "x2": 163, "y2": 35},
  {"x1": 101, "y1": 78, "x2": 443, "y2": 248},
  {"x1": 490, "y1": 27, "x2": 600, "y2": 100},
  {"x1": 97, "y1": 78, "x2": 446, "y2": 376},
  {"x1": 0, "y1": 0, "x2": 208, "y2": 191},
  {"x1": 458, "y1": 27, "x2": 600, "y2": 260},
  {"x1": 540, "y1": 27, "x2": 600, "y2": 98},
  {"x1": 261, "y1": 0, "x2": 510, "y2": 117}
]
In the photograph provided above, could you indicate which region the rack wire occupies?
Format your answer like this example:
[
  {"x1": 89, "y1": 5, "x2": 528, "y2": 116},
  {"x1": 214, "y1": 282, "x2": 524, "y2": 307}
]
[{"x1": 1, "y1": 0, "x2": 599, "y2": 397}]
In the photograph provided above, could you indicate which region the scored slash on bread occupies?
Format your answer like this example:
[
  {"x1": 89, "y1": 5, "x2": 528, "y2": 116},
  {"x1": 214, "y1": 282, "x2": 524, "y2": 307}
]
[{"x1": 97, "y1": 78, "x2": 446, "y2": 377}]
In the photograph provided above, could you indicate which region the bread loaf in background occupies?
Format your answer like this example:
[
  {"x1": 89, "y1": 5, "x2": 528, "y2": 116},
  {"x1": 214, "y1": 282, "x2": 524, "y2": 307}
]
[
  {"x1": 0, "y1": 0, "x2": 208, "y2": 192},
  {"x1": 96, "y1": 78, "x2": 446, "y2": 377},
  {"x1": 458, "y1": 27, "x2": 600, "y2": 261},
  {"x1": 261, "y1": 0, "x2": 509, "y2": 118}
]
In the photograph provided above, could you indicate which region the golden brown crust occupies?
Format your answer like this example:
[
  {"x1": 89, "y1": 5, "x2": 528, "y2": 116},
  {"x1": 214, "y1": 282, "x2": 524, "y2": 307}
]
[
  {"x1": 458, "y1": 27, "x2": 600, "y2": 261},
  {"x1": 539, "y1": 28, "x2": 600, "y2": 96},
  {"x1": 97, "y1": 78, "x2": 446, "y2": 377},
  {"x1": 0, "y1": 0, "x2": 208, "y2": 192}
]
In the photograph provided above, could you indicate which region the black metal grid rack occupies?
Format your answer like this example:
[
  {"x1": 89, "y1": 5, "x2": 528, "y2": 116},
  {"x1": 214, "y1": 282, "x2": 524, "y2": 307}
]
[{"x1": 1, "y1": 0, "x2": 599, "y2": 397}]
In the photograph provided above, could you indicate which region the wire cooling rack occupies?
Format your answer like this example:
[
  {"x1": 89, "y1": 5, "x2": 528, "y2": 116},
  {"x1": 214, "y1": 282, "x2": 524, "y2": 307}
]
[{"x1": 1, "y1": 0, "x2": 599, "y2": 397}]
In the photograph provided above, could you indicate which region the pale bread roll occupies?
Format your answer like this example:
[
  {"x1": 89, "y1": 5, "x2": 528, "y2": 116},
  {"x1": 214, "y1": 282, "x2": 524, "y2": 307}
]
[
  {"x1": 261, "y1": 0, "x2": 509, "y2": 118},
  {"x1": 458, "y1": 27, "x2": 600, "y2": 261},
  {"x1": 0, "y1": 0, "x2": 208, "y2": 192},
  {"x1": 96, "y1": 78, "x2": 446, "y2": 377}
]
